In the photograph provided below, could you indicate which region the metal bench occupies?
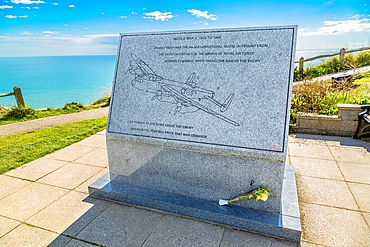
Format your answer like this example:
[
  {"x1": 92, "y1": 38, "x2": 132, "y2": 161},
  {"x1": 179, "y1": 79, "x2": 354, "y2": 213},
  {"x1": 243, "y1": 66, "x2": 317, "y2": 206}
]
[{"x1": 353, "y1": 105, "x2": 370, "y2": 139}]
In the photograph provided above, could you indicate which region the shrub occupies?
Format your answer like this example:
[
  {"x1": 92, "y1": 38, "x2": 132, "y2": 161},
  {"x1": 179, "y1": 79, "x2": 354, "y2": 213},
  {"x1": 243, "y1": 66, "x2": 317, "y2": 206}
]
[
  {"x1": 290, "y1": 73, "x2": 370, "y2": 123},
  {"x1": 5, "y1": 106, "x2": 36, "y2": 118},
  {"x1": 63, "y1": 102, "x2": 84, "y2": 111},
  {"x1": 91, "y1": 95, "x2": 110, "y2": 107}
]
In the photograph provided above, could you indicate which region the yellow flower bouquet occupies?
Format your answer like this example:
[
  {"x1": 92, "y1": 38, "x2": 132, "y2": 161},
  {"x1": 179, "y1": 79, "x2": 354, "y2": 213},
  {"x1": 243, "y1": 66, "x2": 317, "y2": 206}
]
[{"x1": 219, "y1": 186, "x2": 272, "y2": 206}]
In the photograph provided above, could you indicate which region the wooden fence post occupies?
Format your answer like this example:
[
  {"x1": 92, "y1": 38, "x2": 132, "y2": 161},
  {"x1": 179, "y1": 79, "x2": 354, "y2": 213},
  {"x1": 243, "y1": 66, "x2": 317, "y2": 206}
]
[
  {"x1": 13, "y1": 86, "x2": 25, "y2": 108},
  {"x1": 340, "y1": 48, "x2": 346, "y2": 62},
  {"x1": 299, "y1": 57, "x2": 304, "y2": 72}
]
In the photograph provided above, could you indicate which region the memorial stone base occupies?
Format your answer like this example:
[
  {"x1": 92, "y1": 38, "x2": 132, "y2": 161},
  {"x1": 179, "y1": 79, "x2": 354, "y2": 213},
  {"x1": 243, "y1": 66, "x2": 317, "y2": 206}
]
[{"x1": 89, "y1": 139, "x2": 301, "y2": 242}]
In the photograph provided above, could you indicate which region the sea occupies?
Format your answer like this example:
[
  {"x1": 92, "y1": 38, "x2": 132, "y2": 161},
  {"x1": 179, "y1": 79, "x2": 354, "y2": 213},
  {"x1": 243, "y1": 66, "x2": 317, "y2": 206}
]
[
  {"x1": 0, "y1": 55, "x2": 116, "y2": 109},
  {"x1": 0, "y1": 50, "x2": 339, "y2": 109}
]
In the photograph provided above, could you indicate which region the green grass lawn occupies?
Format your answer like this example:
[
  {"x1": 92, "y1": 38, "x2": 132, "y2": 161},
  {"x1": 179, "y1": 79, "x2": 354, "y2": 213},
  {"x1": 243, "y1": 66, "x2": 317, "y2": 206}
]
[{"x1": 0, "y1": 117, "x2": 107, "y2": 175}]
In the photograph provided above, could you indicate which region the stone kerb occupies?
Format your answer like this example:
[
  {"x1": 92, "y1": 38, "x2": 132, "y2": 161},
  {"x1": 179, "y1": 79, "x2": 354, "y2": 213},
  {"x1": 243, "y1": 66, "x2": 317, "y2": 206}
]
[{"x1": 293, "y1": 104, "x2": 363, "y2": 136}]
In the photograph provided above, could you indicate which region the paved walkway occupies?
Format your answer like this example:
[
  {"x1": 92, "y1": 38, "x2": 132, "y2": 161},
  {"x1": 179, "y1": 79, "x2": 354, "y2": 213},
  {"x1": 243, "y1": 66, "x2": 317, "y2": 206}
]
[
  {"x1": 0, "y1": 107, "x2": 109, "y2": 136},
  {"x1": 0, "y1": 131, "x2": 369, "y2": 246}
]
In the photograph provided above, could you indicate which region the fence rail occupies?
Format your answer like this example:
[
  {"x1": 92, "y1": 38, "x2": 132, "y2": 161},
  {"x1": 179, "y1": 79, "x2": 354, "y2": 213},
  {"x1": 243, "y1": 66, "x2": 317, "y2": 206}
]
[
  {"x1": 295, "y1": 47, "x2": 370, "y2": 71},
  {"x1": 0, "y1": 86, "x2": 25, "y2": 107}
]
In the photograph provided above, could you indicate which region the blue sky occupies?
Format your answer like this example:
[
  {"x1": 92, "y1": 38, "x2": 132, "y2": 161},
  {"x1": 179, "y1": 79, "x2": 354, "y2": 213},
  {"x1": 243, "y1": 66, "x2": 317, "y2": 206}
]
[{"x1": 1, "y1": 0, "x2": 369, "y2": 57}]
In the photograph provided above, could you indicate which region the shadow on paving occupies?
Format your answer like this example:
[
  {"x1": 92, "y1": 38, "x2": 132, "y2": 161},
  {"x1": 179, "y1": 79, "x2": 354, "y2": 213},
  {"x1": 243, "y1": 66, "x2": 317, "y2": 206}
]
[
  {"x1": 292, "y1": 133, "x2": 370, "y2": 152},
  {"x1": 48, "y1": 196, "x2": 299, "y2": 247}
]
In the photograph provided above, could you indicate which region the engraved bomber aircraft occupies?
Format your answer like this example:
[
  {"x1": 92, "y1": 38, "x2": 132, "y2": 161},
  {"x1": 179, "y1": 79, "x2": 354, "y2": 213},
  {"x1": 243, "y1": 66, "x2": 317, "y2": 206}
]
[{"x1": 128, "y1": 54, "x2": 239, "y2": 126}]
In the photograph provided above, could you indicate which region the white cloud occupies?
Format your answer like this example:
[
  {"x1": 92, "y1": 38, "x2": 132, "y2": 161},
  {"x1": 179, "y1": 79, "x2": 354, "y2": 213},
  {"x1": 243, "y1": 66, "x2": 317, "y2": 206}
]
[
  {"x1": 33, "y1": 6, "x2": 38, "y2": 9},
  {"x1": 43, "y1": 31, "x2": 59, "y2": 34},
  {"x1": 131, "y1": 12, "x2": 137, "y2": 15},
  {"x1": 11, "y1": 0, "x2": 45, "y2": 4},
  {"x1": 0, "y1": 5, "x2": 13, "y2": 9},
  {"x1": 101, "y1": 12, "x2": 104, "y2": 15},
  {"x1": 19, "y1": 15, "x2": 28, "y2": 18},
  {"x1": 120, "y1": 16, "x2": 127, "y2": 19},
  {"x1": 5, "y1": 15, "x2": 17, "y2": 18},
  {"x1": 351, "y1": 14, "x2": 363, "y2": 19},
  {"x1": 51, "y1": 2, "x2": 58, "y2": 5},
  {"x1": 68, "y1": 4, "x2": 75, "y2": 8},
  {"x1": 20, "y1": 31, "x2": 32, "y2": 34},
  {"x1": 299, "y1": 17, "x2": 370, "y2": 36},
  {"x1": 84, "y1": 27, "x2": 89, "y2": 30},
  {"x1": 187, "y1": 9, "x2": 218, "y2": 21},
  {"x1": 0, "y1": 33, "x2": 120, "y2": 56},
  {"x1": 143, "y1": 11, "x2": 173, "y2": 21}
]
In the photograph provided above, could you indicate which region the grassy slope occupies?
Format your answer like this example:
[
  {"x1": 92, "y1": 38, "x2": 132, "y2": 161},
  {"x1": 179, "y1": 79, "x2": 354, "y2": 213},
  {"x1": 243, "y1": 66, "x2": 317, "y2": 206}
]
[
  {"x1": 0, "y1": 96, "x2": 110, "y2": 126},
  {"x1": 0, "y1": 117, "x2": 107, "y2": 175}
]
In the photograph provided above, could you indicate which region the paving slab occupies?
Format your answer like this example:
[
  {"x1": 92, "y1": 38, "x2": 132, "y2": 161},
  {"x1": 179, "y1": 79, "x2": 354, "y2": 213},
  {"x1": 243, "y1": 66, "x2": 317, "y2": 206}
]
[
  {"x1": 27, "y1": 191, "x2": 96, "y2": 233},
  {"x1": 296, "y1": 175, "x2": 359, "y2": 210},
  {"x1": 299, "y1": 202, "x2": 370, "y2": 246},
  {"x1": 0, "y1": 182, "x2": 68, "y2": 221},
  {"x1": 47, "y1": 235, "x2": 73, "y2": 247},
  {"x1": 0, "y1": 216, "x2": 20, "y2": 238},
  {"x1": 45, "y1": 145, "x2": 96, "y2": 162},
  {"x1": 288, "y1": 134, "x2": 326, "y2": 145},
  {"x1": 38, "y1": 162, "x2": 103, "y2": 190},
  {"x1": 5, "y1": 158, "x2": 68, "y2": 181},
  {"x1": 0, "y1": 223, "x2": 59, "y2": 247},
  {"x1": 348, "y1": 182, "x2": 370, "y2": 212},
  {"x1": 322, "y1": 134, "x2": 370, "y2": 149},
  {"x1": 61, "y1": 196, "x2": 112, "y2": 237},
  {"x1": 338, "y1": 161, "x2": 370, "y2": 184},
  {"x1": 75, "y1": 168, "x2": 109, "y2": 194},
  {"x1": 328, "y1": 145, "x2": 370, "y2": 164},
  {"x1": 0, "y1": 175, "x2": 31, "y2": 199},
  {"x1": 142, "y1": 215, "x2": 224, "y2": 247},
  {"x1": 75, "y1": 134, "x2": 107, "y2": 148},
  {"x1": 74, "y1": 147, "x2": 108, "y2": 168},
  {"x1": 299, "y1": 241, "x2": 327, "y2": 247},
  {"x1": 288, "y1": 142, "x2": 333, "y2": 160},
  {"x1": 75, "y1": 203, "x2": 163, "y2": 247},
  {"x1": 64, "y1": 239, "x2": 98, "y2": 247},
  {"x1": 364, "y1": 212, "x2": 370, "y2": 226},
  {"x1": 289, "y1": 156, "x2": 343, "y2": 180},
  {"x1": 220, "y1": 228, "x2": 297, "y2": 247}
]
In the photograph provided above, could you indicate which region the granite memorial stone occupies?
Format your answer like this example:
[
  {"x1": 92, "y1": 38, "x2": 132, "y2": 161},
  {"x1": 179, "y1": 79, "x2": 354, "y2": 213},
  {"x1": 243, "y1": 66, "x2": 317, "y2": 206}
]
[{"x1": 90, "y1": 26, "x2": 301, "y2": 243}]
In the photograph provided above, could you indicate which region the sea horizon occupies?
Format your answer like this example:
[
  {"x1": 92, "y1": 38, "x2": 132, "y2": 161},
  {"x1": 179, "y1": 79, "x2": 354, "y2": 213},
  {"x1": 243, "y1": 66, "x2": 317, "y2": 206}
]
[{"x1": 0, "y1": 49, "x2": 348, "y2": 109}]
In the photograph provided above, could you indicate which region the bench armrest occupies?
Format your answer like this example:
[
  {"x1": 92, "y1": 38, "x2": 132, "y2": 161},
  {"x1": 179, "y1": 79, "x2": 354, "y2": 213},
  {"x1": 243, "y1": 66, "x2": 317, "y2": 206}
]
[{"x1": 360, "y1": 105, "x2": 370, "y2": 111}]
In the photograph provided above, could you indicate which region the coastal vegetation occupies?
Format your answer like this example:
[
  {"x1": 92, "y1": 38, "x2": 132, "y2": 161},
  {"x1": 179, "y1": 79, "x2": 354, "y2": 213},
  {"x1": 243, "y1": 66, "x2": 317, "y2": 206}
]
[
  {"x1": 294, "y1": 51, "x2": 370, "y2": 81},
  {"x1": 0, "y1": 117, "x2": 107, "y2": 174},
  {"x1": 290, "y1": 72, "x2": 370, "y2": 123},
  {"x1": 0, "y1": 95, "x2": 110, "y2": 126},
  {"x1": 290, "y1": 50, "x2": 370, "y2": 123}
]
